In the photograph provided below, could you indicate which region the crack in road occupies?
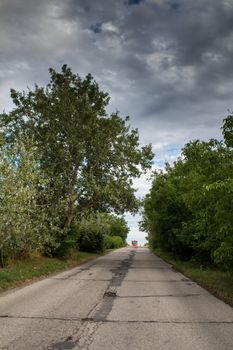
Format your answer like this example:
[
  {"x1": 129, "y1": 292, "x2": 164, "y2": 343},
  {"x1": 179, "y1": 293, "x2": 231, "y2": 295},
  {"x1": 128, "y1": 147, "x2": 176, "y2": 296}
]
[
  {"x1": 128, "y1": 267, "x2": 172, "y2": 269},
  {"x1": 1, "y1": 314, "x2": 232, "y2": 324},
  {"x1": 114, "y1": 293, "x2": 202, "y2": 298},
  {"x1": 50, "y1": 278, "x2": 112, "y2": 282},
  {"x1": 116, "y1": 279, "x2": 193, "y2": 282},
  {"x1": 0, "y1": 315, "x2": 83, "y2": 321},
  {"x1": 90, "y1": 319, "x2": 233, "y2": 324}
]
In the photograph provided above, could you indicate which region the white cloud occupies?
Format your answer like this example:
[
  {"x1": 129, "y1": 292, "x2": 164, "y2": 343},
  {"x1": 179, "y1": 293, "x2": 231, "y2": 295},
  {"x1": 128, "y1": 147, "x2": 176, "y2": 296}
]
[{"x1": 102, "y1": 22, "x2": 120, "y2": 34}]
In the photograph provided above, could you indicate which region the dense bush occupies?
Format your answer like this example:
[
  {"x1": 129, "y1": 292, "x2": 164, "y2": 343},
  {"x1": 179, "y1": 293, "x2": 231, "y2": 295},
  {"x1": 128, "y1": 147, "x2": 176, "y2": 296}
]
[
  {"x1": 0, "y1": 137, "x2": 57, "y2": 266},
  {"x1": 142, "y1": 116, "x2": 233, "y2": 270},
  {"x1": 78, "y1": 230, "x2": 105, "y2": 253},
  {"x1": 76, "y1": 214, "x2": 127, "y2": 253},
  {"x1": 76, "y1": 214, "x2": 110, "y2": 253},
  {"x1": 105, "y1": 235, "x2": 124, "y2": 249}
]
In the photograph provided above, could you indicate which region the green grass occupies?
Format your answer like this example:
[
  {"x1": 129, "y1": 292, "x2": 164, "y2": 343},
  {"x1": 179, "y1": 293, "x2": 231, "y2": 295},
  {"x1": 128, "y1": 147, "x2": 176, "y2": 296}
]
[
  {"x1": 154, "y1": 248, "x2": 233, "y2": 307},
  {"x1": 0, "y1": 251, "x2": 100, "y2": 291}
]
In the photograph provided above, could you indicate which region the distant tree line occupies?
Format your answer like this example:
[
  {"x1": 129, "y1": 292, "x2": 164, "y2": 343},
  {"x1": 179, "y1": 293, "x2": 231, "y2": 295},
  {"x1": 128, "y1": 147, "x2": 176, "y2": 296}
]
[
  {"x1": 141, "y1": 115, "x2": 233, "y2": 271},
  {"x1": 0, "y1": 65, "x2": 153, "y2": 266}
]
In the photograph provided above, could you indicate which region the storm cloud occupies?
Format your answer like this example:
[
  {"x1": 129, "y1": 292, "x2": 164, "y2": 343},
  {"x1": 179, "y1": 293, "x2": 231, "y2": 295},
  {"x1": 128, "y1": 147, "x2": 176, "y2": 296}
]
[{"x1": 1, "y1": 0, "x2": 233, "y2": 243}]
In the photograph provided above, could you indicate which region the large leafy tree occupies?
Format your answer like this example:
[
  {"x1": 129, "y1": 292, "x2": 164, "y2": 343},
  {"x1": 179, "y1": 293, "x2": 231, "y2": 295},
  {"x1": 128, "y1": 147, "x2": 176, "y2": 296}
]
[
  {"x1": 142, "y1": 118, "x2": 233, "y2": 269},
  {"x1": 0, "y1": 65, "x2": 153, "y2": 229},
  {"x1": 222, "y1": 114, "x2": 233, "y2": 148}
]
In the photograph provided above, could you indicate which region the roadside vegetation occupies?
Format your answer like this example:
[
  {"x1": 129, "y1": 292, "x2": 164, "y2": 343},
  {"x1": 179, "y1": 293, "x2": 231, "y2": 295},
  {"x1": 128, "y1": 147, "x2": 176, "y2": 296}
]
[
  {"x1": 155, "y1": 248, "x2": 233, "y2": 306},
  {"x1": 0, "y1": 65, "x2": 153, "y2": 285},
  {"x1": 0, "y1": 251, "x2": 99, "y2": 290},
  {"x1": 141, "y1": 115, "x2": 233, "y2": 303}
]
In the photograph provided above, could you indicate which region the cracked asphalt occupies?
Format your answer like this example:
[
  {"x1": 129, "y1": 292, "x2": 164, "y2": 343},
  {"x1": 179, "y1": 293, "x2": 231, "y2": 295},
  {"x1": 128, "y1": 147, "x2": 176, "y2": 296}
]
[{"x1": 0, "y1": 247, "x2": 233, "y2": 349}]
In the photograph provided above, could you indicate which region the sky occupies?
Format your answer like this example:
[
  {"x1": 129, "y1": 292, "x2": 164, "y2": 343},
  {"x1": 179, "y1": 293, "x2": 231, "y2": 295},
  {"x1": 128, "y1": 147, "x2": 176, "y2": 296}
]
[{"x1": 1, "y1": 0, "x2": 233, "y2": 245}]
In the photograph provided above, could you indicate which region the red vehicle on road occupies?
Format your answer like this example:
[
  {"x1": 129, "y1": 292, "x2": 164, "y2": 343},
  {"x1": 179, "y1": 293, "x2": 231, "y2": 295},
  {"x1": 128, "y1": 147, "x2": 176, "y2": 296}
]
[{"x1": 131, "y1": 240, "x2": 138, "y2": 247}]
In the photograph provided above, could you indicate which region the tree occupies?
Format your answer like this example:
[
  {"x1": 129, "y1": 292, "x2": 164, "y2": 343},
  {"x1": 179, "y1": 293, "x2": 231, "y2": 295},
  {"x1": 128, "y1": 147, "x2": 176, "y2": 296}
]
[
  {"x1": 141, "y1": 165, "x2": 191, "y2": 258},
  {"x1": 222, "y1": 114, "x2": 233, "y2": 148},
  {"x1": 142, "y1": 118, "x2": 233, "y2": 269},
  {"x1": 0, "y1": 135, "x2": 57, "y2": 266},
  {"x1": 108, "y1": 215, "x2": 129, "y2": 243},
  {"x1": 0, "y1": 65, "x2": 153, "y2": 233}
]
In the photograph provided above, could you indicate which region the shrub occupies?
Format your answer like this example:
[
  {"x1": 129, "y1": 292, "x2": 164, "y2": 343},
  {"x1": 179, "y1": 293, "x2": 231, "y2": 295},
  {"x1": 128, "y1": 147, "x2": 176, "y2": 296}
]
[
  {"x1": 76, "y1": 214, "x2": 110, "y2": 252},
  {"x1": 105, "y1": 235, "x2": 124, "y2": 249},
  {"x1": 78, "y1": 229, "x2": 105, "y2": 253}
]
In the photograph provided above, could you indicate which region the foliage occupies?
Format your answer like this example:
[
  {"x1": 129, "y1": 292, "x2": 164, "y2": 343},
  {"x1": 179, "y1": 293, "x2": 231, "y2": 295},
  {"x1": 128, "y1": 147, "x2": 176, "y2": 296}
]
[
  {"x1": 0, "y1": 136, "x2": 58, "y2": 266},
  {"x1": 0, "y1": 65, "x2": 153, "y2": 232},
  {"x1": 155, "y1": 248, "x2": 233, "y2": 307},
  {"x1": 77, "y1": 214, "x2": 109, "y2": 252},
  {"x1": 108, "y1": 216, "x2": 129, "y2": 243},
  {"x1": 142, "y1": 116, "x2": 233, "y2": 270},
  {"x1": 76, "y1": 213, "x2": 128, "y2": 252},
  {"x1": 104, "y1": 235, "x2": 124, "y2": 249},
  {"x1": 0, "y1": 252, "x2": 100, "y2": 290},
  {"x1": 0, "y1": 65, "x2": 151, "y2": 262},
  {"x1": 222, "y1": 113, "x2": 233, "y2": 148}
]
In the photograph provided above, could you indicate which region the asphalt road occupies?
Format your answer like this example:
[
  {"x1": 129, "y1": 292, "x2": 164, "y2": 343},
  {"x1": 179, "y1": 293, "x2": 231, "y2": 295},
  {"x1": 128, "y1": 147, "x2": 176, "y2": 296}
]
[{"x1": 0, "y1": 247, "x2": 233, "y2": 349}]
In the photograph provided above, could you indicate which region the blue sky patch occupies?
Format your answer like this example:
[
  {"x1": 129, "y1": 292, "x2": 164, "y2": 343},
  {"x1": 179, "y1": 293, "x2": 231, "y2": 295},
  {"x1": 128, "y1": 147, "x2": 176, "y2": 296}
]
[
  {"x1": 154, "y1": 159, "x2": 165, "y2": 168},
  {"x1": 166, "y1": 145, "x2": 181, "y2": 156},
  {"x1": 90, "y1": 23, "x2": 102, "y2": 34},
  {"x1": 169, "y1": 1, "x2": 181, "y2": 10},
  {"x1": 127, "y1": 0, "x2": 143, "y2": 6}
]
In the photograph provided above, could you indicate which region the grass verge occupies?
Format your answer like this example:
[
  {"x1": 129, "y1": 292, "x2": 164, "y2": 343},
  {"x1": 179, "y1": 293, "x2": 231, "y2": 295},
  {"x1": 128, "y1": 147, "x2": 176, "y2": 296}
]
[
  {"x1": 0, "y1": 251, "x2": 100, "y2": 291},
  {"x1": 154, "y1": 248, "x2": 233, "y2": 307}
]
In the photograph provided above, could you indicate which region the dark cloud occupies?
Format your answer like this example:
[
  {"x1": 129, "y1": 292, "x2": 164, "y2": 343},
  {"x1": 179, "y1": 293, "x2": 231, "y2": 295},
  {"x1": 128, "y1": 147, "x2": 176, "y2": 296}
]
[
  {"x1": 127, "y1": 0, "x2": 144, "y2": 5},
  {"x1": 0, "y1": 0, "x2": 232, "y2": 143}
]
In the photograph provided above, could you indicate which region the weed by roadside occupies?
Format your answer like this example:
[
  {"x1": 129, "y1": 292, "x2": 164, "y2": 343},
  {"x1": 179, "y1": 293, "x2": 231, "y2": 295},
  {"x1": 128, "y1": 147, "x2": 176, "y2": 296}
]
[
  {"x1": 154, "y1": 248, "x2": 233, "y2": 307},
  {"x1": 0, "y1": 251, "x2": 99, "y2": 291}
]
